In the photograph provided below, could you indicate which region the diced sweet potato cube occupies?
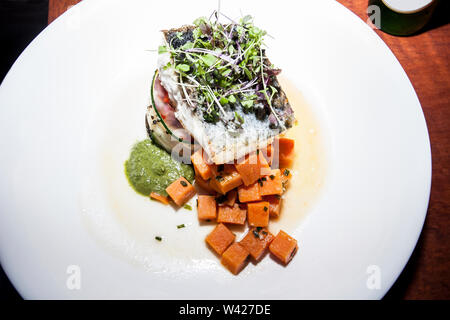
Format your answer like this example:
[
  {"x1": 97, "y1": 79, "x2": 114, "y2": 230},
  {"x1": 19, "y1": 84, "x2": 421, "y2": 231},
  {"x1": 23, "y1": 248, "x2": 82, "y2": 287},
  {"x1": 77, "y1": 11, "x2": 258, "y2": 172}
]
[
  {"x1": 165, "y1": 177, "x2": 196, "y2": 206},
  {"x1": 235, "y1": 151, "x2": 270, "y2": 186},
  {"x1": 271, "y1": 137, "x2": 295, "y2": 169},
  {"x1": 239, "y1": 227, "x2": 274, "y2": 260},
  {"x1": 217, "y1": 203, "x2": 247, "y2": 225},
  {"x1": 221, "y1": 243, "x2": 249, "y2": 275},
  {"x1": 197, "y1": 195, "x2": 217, "y2": 221},
  {"x1": 247, "y1": 201, "x2": 270, "y2": 227},
  {"x1": 205, "y1": 223, "x2": 235, "y2": 255},
  {"x1": 224, "y1": 190, "x2": 237, "y2": 206},
  {"x1": 264, "y1": 195, "x2": 282, "y2": 218},
  {"x1": 191, "y1": 149, "x2": 216, "y2": 180},
  {"x1": 260, "y1": 169, "x2": 283, "y2": 196},
  {"x1": 195, "y1": 176, "x2": 216, "y2": 194},
  {"x1": 269, "y1": 230, "x2": 298, "y2": 264},
  {"x1": 238, "y1": 181, "x2": 262, "y2": 203},
  {"x1": 150, "y1": 192, "x2": 170, "y2": 205},
  {"x1": 209, "y1": 165, "x2": 243, "y2": 194}
]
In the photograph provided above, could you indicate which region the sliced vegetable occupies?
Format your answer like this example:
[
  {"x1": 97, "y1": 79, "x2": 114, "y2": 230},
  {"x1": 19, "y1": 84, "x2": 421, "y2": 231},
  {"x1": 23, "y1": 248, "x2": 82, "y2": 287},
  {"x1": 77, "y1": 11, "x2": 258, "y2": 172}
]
[
  {"x1": 205, "y1": 223, "x2": 235, "y2": 255},
  {"x1": 247, "y1": 201, "x2": 270, "y2": 227},
  {"x1": 209, "y1": 165, "x2": 243, "y2": 194},
  {"x1": 195, "y1": 176, "x2": 215, "y2": 194},
  {"x1": 264, "y1": 195, "x2": 282, "y2": 218},
  {"x1": 197, "y1": 195, "x2": 217, "y2": 221},
  {"x1": 150, "y1": 192, "x2": 170, "y2": 205},
  {"x1": 221, "y1": 243, "x2": 250, "y2": 275},
  {"x1": 191, "y1": 149, "x2": 216, "y2": 180},
  {"x1": 149, "y1": 70, "x2": 195, "y2": 149},
  {"x1": 165, "y1": 177, "x2": 196, "y2": 206},
  {"x1": 240, "y1": 227, "x2": 274, "y2": 261},
  {"x1": 234, "y1": 151, "x2": 270, "y2": 186},
  {"x1": 271, "y1": 137, "x2": 295, "y2": 168},
  {"x1": 260, "y1": 169, "x2": 283, "y2": 196},
  {"x1": 217, "y1": 203, "x2": 247, "y2": 225},
  {"x1": 269, "y1": 230, "x2": 298, "y2": 265},
  {"x1": 238, "y1": 181, "x2": 262, "y2": 203}
]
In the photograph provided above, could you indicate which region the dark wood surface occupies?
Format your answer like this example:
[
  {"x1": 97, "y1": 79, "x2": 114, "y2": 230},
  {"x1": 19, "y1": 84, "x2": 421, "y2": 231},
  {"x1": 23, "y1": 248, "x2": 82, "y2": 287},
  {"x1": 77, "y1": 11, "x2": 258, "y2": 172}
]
[{"x1": 48, "y1": 0, "x2": 450, "y2": 299}]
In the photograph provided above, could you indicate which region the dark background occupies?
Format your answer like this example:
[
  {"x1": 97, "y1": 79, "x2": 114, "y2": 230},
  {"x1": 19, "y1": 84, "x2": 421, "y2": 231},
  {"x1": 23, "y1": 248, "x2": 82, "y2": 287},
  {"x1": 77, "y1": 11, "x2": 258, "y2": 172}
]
[{"x1": 0, "y1": 0, "x2": 448, "y2": 300}]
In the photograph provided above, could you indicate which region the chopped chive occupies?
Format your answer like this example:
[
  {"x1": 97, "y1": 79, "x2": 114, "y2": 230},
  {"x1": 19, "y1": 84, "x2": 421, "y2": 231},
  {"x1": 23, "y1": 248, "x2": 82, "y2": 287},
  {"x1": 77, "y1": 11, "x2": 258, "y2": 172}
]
[
  {"x1": 180, "y1": 180, "x2": 188, "y2": 187},
  {"x1": 263, "y1": 206, "x2": 268, "y2": 212},
  {"x1": 177, "y1": 224, "x2": 185, "y2": 229},
  {"x1": 155, "y1": 236, "x2": 162, "y2": 241},
  {"x1": 269, "y1": 174, "x2": 275, "y2": 180},
  {"x1": 283, "y1": 169, "x2": 290, "y2": 176},
  {"x1": 261, "y1": 177, "x2": 267, "y2": 181},
  {"x1": 183, "y1": 204, "x2": 192, "y2": 210}
]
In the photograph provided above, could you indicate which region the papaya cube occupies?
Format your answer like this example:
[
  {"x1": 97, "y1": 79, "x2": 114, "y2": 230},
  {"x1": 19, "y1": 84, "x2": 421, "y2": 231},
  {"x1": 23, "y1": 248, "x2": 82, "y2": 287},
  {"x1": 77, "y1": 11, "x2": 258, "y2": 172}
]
[
  {"x1": 165, "y1": 177, "x2": 196, "y2": 206},
  {"x1": 217, "y1": 203, "x2": 247, "y2": 225},
  {"x1": 260, "y1": 169, "x2": 283, "y2": 196},
  {"x1": 195, "y1": 176, "x2": 215, "y2": 194},
  {"x1": 209, "y1": 165, "x2": 243, "y2": 194},
  {"x1": 247, "y1": 201, "x2": 270, "y2": 227},
  {"x1": 239, "y1": 227, "x2": 274, "y2": 261},
  {"x1": 191, "y1": 149, "x2": 216, "y2": 180},
  {"x1": 205, "y1": 223, "x2": 235, "y2": 255},
  {"x1": 235, "y1": 151, "x2": 271, "y2": 186},
  {"x1": 224, "y1": 190, "x2": 237, "y2": 207},
  {"x1": 269, "y1": 230, "x2": 298, "y2": 264},
  {"x1": 197, "y1": 195, "x2": 217, "y2": 221},
  {"x1": 264, "y1": 195, "x2": 282, "y2": 218},
  {"x1": 238, "y1": 181, "x2": 262, "y2": 203},
  {"x1": 221, "y1": 243, "x2": 249, "y2": 275},
  {"x1": 276, "y1": 138, "x2": 295, "y2": 168}
]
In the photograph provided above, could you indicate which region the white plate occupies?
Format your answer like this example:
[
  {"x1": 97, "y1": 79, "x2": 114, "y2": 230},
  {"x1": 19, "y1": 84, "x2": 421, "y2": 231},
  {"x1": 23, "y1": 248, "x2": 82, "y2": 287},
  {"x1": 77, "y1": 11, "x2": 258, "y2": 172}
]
[{"x1": 0, "y1": 0, "x2": 431, "y2": 299}]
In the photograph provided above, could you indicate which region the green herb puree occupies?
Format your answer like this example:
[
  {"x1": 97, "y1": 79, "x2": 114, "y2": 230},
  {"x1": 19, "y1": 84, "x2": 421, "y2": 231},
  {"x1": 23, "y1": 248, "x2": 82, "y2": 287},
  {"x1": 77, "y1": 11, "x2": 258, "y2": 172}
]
[{"x1": 125, "y1": 139, "x2": 194, "y2": 196}]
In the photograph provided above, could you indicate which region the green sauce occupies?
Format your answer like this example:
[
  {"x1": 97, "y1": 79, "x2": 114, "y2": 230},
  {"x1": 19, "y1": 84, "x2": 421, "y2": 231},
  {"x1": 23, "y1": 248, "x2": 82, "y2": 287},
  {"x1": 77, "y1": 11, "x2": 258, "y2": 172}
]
[{"x1": 125, "y1": 139, "x2": 194, "y2": 196}]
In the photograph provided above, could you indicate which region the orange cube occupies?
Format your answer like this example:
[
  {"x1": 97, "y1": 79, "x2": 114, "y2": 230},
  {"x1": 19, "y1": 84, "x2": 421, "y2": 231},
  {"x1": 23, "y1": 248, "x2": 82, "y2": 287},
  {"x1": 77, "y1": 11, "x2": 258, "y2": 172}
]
[
  {"x1": 247, "y1": 201, "x2": 270, "y2": 227},
  {"x1": 235, "y1": 151, "x2": 270, "y2": 186},
  {"x1": 264, "y1": 195, "x2": 282, "y2": 218},
  {"x1": 150, "y1": 192, "x2": 170, "y2": 205},
  {"x1": 191, "y1": 149, "x2": 217, "y2": 180},
  {"x1": 221, "y1": 243, "x2": 249, "y2": 275},
  {"x1": 260, "y1": 169, "x2": 283, "y2": 196},
  {"x1": 205, "y1": 223, "x2": 235, "y2": 255},
  {"x1": 217, "y1": 203, "x2": 247, "y2": 225},
  {"x1": 165, "y1": 177, "x2": 196, "y2": 206},
  {"x1": 239, "y1": 227, "x2": 274, "y2": 261},
  {"x1": 278, "y1": 138, "x2": 296, "y2": 168},
  {"x1": 223, "y1": 190, "x2": 237, "y2": 207},
  {"x1": 197, "y1": 195, "x2": 217, "y2": 221},
  {"x1": 238, "y1": 181, "x2": 262, "y2": 203},
  {"x1": 269, "y1": 230, "x2": 298, "y2": 264},
  {"x1": 195, "y1": 176, "x2": 215, "y2": 194},
  {"x1": 209, "y1": 165, "x2": 243, "y2": 194}
]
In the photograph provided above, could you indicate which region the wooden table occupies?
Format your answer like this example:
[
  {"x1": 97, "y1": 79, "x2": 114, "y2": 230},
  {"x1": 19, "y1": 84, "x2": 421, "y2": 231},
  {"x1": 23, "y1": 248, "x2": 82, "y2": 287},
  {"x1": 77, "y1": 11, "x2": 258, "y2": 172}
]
[{"x1": 48, "y1": 0, "x2": 450, "y2": 299}]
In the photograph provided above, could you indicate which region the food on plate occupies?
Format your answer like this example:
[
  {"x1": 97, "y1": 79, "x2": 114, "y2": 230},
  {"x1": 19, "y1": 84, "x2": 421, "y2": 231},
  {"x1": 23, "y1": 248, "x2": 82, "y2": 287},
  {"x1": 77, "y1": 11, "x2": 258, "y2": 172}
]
[
  {"x1": 217, "y1": 203, "x2": 247, "y2": 225},
  {"x1": 126, "y1": 11, "x2": 300, "y2": 274},
  {"x1": 197, "y1": 195, "x2": 217, "y2": 221},
  {"x1": 125, "y1": 139, "x2": 194, "y2": 196},
  {"x1": 239, "y1": 227, "x2": 274, "y2": 261},
  {"x1": 149, "y1": 14, "x2": 295, "y2": 164},
  {"x1": 165, "y1": 176, "x2": 196, "y2": 206},
  {"x1": 205, "y1": 223, "x2": 236, "y2": 255},
  {"x1": 221, "y1": 243, "x2": 250, "y2": 275},
  {"x1": 247, "y1": 201, "x2": 270, "y2": 227},
  {"x1": 269, "y1": 230, "x2": 298, "y2": 265}
]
